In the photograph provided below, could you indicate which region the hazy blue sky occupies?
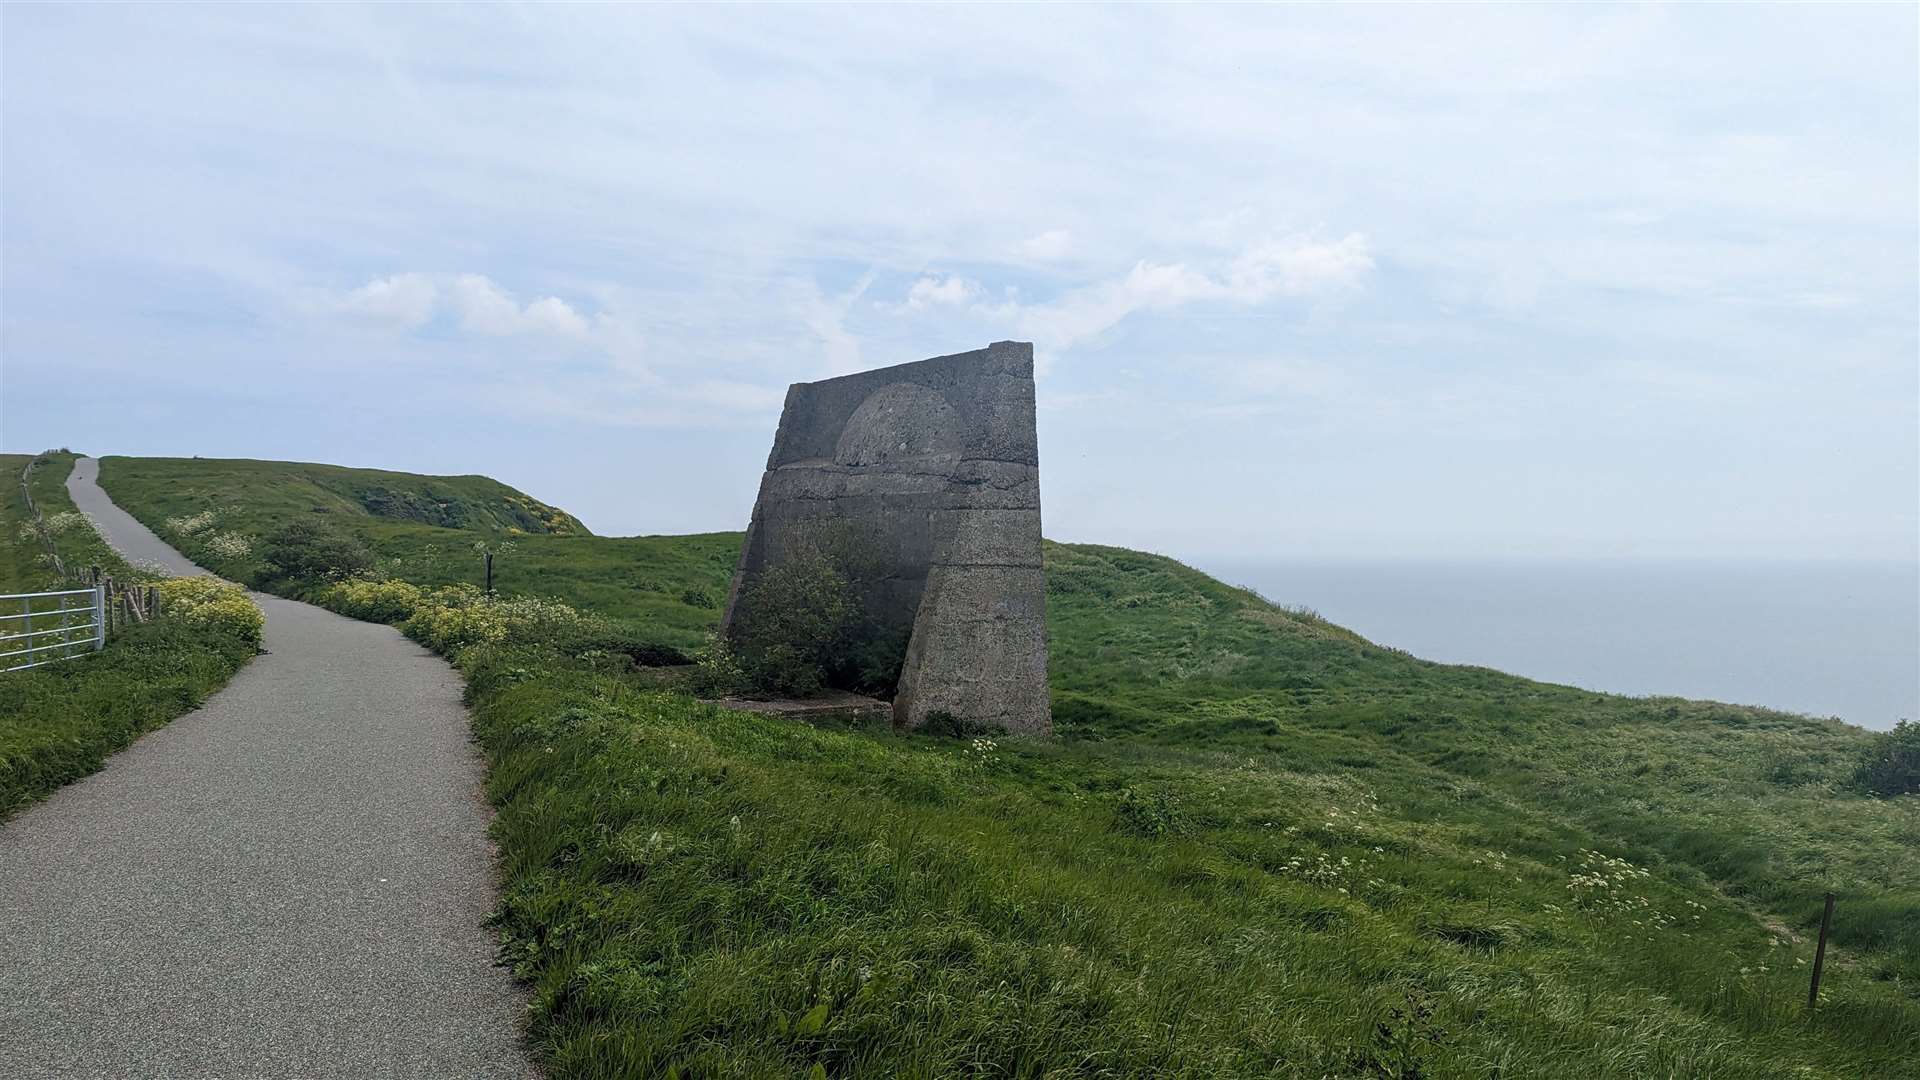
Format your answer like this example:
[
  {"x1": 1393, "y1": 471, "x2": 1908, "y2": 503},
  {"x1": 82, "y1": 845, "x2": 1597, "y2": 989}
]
[{"x1": 3, "y1": 4, "x2": 1915, "y2": 560}]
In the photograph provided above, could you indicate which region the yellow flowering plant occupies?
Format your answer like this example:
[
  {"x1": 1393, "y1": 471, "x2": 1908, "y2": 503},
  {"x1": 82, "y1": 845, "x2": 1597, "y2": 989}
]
[
  {"x1": 322, "y1": 578, "x2": 425, "y2": 624},
  {"x1": 154, "y1": 576, "x2": 264, "y2": 645}
]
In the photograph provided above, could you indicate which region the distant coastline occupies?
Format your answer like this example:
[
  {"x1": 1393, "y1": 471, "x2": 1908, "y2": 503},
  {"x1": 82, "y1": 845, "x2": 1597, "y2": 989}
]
[{"x1": 1200, "y1": 557, "x2": 1919, "y2": 732}]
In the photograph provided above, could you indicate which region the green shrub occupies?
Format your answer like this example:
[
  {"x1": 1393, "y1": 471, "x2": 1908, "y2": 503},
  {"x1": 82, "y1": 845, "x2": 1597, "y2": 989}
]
[
  {"x1": 724, "y1": 542, "x2": 859, "y2": 697},
  {"x1": 724, "y1": 529, "x2": 906, "y2": 698},
  {"x1": 259, "y1": 519, "x2": 373, "y2": 583},
  {"x1": 402, "y1": 584, "x2": 508, "y2": 652},
  {"x1": 399, "y1": 584, "x2": 620, "y2": 658},
  {"x1": 322, "y1": 577, "x2": 424, "y2": 623},
  {"x1": 832, "y1": 622, "x2": 908, "y2": 696},
  {"x1": 155, "y1": 575, "x2": 264, "y2": 645},
  {"x1": 1114, "y1": 784, "x2": 1189, "y2": 837},
  {"x1": 680, "y1": 586, "x2": 717, "y2": 609},
  {"x1": 691, "y1": 632, "x2": 746, "y2": 697},
  {"x1": 919, "y1": 708, "x2": 969, "y2": 738},
  {"x1": 1851, "y1": 720, "x2": 1920, "y2": 797}
]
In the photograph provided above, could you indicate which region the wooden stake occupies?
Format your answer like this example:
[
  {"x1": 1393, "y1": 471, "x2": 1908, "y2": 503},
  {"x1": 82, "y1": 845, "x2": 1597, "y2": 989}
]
[{"x1": 1808, "y1": 892, "x2": 1835, "y2": 1009}]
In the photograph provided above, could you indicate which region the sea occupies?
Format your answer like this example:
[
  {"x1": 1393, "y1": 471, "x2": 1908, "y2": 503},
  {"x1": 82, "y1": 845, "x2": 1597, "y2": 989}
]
[{"x1": 1196, "y1": 559, "x2": 1919, "y2": 732}]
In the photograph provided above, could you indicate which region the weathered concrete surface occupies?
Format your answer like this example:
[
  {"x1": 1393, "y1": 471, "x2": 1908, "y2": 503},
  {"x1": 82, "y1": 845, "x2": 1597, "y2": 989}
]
[
  {"x1": 724, "y1": 341, "x2": 1050, "y2": 734},
  {"x1": 719, "y1": 691, "x2": 893, "y2": 726}
]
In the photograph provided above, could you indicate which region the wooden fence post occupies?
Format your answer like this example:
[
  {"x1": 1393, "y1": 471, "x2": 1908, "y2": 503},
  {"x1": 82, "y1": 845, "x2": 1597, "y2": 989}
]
[{"x1": 1808, "y1": 892, "x2": 1836, "y2": 1009}]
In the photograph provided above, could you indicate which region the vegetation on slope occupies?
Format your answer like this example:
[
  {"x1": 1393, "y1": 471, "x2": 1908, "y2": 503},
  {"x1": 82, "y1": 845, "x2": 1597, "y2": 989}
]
[
  {"x1": 95, "y1": 455, "x2": 1920, "y2": 1078},
  {"x1": 1, "y1": 451, "x2": 143, "y2": 589},
  {"x1": 0, "y1": 454, "x2": 44, "y2": 590},
  {"x1": 99, "y1": 456, "x2": 729, "y2": 652},
  {"x1": 0, "y1": 454, "x2": 258, "y2": 819},
  {"x1": 96, "y1": 454, "x2": 590, "y2": 541},
  {"x1": 1043, "y1": 544, "x2": 1919, "y2": 984}
]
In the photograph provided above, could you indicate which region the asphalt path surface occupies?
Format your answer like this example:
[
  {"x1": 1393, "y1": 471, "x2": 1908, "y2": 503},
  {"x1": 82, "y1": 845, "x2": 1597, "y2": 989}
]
[{"x1": 0, "y1": 458, "x2": 530, "y2": 1078}]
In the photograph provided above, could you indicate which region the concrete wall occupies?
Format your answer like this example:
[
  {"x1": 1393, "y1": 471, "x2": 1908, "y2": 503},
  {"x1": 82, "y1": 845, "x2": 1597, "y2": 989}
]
[{"x1": 723, "y1": 341, "x2": 1050, "y2": 734}]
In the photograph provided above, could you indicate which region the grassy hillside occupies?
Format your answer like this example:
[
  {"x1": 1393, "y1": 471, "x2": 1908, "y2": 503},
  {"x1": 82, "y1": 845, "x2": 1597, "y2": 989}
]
[
  {"x1": 0, "y1": 454, "x2": 42, "y2": 591},
  {"x1": 2, "y1": 451, "x2": 145, "y2": 591},
  {"x1": 97, "y1": 455, "x2": 1919, "y2": 1077},
  {"x1": 99, "y1": 456, "x2": 730, "y2": 651},
  {"x1": 98, "y1": 454, "x2": 589, "y2": 539}
]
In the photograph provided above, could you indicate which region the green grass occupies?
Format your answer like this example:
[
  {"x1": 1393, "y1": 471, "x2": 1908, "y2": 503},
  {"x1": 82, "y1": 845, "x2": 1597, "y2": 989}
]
[
  {"x1": 0, "y1": 454, "x2": 45, "y2": 591},
  {"x1": 96, "y1": 453, "x2": 589, "y2": 538},
  {"x1": 3, "y1": 450, "x2": 149, "y2": 592},
  {"x1": 0, "y1": 454, "x2": 256, "y2": 818},
  {"x1": 99, "y1": 455, "x2": 729, "y2": 651},
  {"x1": 95, "y1": 455, "x2": 1920, "y2": 1077},
  {"x1": 24, "y1": 451, "x2": 146, "y2": 584}
]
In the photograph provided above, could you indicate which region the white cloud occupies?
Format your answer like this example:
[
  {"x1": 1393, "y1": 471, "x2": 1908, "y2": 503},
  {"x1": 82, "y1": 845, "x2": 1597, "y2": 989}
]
[
  {"x1": 449, "y1": 274, "x2": 520, "y2": 335},
  {"x1": 448, "y1": 274, "x2": 588, "y2": 338},
  {"x1": 995, "y1": 234, "x2": 1375, "y2": 356},
  {"x1": 333, "y1": 271, "x2": 602, "y2": 345},
  {"x1": 905, "y1": 273, "x2": 982, "y2": 310},
  {"x1": 338, "y1": 273, "x2": 437, "y2": 329},
  {"x1": 1018, "y1": 229, "x2": 1072, "y2": 260},
  {"x1": 523, "y1": 295, "x2": 590, "y2": 338},
  {"x1": 7, "y1": 5, "x2": 1913, "y2": 555}
]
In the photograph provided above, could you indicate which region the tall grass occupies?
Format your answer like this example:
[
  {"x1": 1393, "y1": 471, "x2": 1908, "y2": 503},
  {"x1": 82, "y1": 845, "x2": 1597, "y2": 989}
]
[
  {"x1": 464, "y1": 640, "x2": 1914, "y2": 1077},
  {"x1": 93, "y1": 455, "x2": 1920, "y2": 1076}
]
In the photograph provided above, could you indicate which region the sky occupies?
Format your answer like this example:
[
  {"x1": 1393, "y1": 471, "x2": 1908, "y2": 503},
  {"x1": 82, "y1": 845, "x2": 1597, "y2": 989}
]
[{"x1": 3, "y1": 4, "x2": 1916, "y2": 562}]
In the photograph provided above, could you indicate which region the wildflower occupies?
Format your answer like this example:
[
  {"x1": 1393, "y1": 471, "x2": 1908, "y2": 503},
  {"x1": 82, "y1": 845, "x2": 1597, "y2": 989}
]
[{"x1": 203, "y1": 531, "x2": 253, "y2": 559}]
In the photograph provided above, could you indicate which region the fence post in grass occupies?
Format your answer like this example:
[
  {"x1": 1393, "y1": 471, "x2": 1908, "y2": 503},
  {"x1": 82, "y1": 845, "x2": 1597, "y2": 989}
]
[
  {"x1": 485, "y1": 551, "x2": 494, "y2": 597},
  {"x1": 92, "y1": 584, "x2": 106, "y2": 651},
  {"x1": 1808, "y1": 891, "x2": 1835, "y2": 1009}
]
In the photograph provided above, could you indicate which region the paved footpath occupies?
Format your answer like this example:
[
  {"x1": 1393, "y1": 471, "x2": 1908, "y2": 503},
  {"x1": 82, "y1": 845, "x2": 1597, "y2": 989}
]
[{"x1": 0, "y1": 458, "x2": 530, "y2": 1079}]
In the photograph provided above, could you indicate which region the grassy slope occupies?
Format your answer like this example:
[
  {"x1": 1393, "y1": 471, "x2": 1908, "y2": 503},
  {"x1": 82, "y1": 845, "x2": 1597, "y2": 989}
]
[
  {"x1": 96, "y1": 454, "x2": 590, "y2": 539},
  {"x1": 0, "y1": 454, "x2": 42, "y2": 590},
  {"x1": 98, "y1": 455, "x2": 732, "y2": 651},
  {"x1": 98, "y1": 456, "x2": 1919, "y2": 1077},
  {"x1": 0, "y1": 453, "x2": 254, "y2": 818},
  {"x1": 3, "y1": 450, "x2": 152, "y2": 595}
]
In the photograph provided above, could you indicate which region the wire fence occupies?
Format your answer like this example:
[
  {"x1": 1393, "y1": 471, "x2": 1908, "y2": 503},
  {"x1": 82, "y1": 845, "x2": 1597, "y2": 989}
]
[{"x1": 18, "y1": 453, "x2": 80, "y2": 583}]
